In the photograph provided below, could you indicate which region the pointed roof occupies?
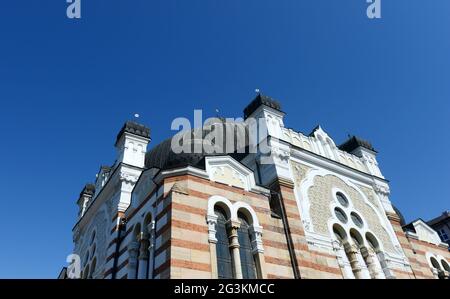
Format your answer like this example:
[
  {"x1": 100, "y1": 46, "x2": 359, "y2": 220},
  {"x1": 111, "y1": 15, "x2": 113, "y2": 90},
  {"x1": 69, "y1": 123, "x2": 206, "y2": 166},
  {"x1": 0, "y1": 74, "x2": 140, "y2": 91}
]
[{"x1": 243, "y1": 93, "x2": 282, "y2": 119}]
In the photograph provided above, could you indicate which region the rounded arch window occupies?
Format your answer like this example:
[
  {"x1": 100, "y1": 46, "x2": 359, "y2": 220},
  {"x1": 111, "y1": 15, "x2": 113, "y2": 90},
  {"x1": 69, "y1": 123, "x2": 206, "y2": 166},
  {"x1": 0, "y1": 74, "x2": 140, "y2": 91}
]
[
  {"x1": 441, "y1": 260, "x2": 450, "y2": 272},
  {"x1": 133, "y1": 223, "x2": 142, "y2": 241},
  {"x1": 350, "y1": 229, "x2": 363, "y2": 247},
  {"x1": 336, "y1": 192, "x2": 349, "y2": 207},
  {"x1": 365, "y1": 232, "x2": 380, "y2": 251},
  {"x1": 332, "y1": 224, "x2": 347, "y2": 242},
  {"x1": 351, "y1": 212, "x2": 364, "y2": 228},
  {"x1": 90, "y1": 258, "x2": 97, "y2": 279},
  {"x1": 237, "y1": 212, "x2": 257, "y2": 279},
  {"x1": 430, "y1": 257, "x2": 441, "y2": 270},
  {"x1": 91, "y1": 243, "x2": 96, "y2": 260},
  {"x1": 90, "y1": 231, "x2": 96, "y2": 245},
  {"x1": 334, "y1": 207, "x2": 348, "y2": 223},
  {"x1": 214, "y1": 206, "x2": 233, "y2": 279},
  {"x1": 84, "y1": 251, "x2": 89, "y2": 266}
]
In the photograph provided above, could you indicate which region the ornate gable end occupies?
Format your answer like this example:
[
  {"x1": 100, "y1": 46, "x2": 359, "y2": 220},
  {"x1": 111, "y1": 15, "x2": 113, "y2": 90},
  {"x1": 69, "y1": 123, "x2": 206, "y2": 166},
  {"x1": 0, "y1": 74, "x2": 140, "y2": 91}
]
[
  {"x1": 205, "y1": 156, "x2": 256, "y2": 191},
  {"x1": 412, "y1": 220, "x2": 442, "y2": 245}
]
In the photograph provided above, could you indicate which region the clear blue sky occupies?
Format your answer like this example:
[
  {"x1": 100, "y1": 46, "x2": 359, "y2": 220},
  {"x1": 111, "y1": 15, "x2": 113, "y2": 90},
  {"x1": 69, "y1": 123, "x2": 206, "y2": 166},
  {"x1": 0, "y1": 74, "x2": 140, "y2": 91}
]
[{"x1": 0, "y1": 1, "x2": 449, "y2": 278}]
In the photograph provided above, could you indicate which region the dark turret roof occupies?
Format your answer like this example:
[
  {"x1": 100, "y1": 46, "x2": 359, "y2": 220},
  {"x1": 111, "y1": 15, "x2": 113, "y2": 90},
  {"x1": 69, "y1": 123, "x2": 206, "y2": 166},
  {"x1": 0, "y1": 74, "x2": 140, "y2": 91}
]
[
  {"x1": 115, "y1": 121, "x2": 151, "y2": 145},
  {"x1": 79, "y1": 183, "x2": 95, "y2": 198},
  {"x1": 338, "y1": 136, "x2": 376, "y2": 153},
  {"x1": 243, "y1": 94, "x2": 282, "y2": 119}
]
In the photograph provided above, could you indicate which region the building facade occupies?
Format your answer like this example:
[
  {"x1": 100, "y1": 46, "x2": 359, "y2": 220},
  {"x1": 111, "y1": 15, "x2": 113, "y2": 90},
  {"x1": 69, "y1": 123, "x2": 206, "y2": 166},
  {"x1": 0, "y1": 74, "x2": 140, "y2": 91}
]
[
  {"x1": 68, "y1": 94, "x2": 450, "y2": 279},
  {"x1": 427, "y1": 211, "x2": 450, "y2": 248}
]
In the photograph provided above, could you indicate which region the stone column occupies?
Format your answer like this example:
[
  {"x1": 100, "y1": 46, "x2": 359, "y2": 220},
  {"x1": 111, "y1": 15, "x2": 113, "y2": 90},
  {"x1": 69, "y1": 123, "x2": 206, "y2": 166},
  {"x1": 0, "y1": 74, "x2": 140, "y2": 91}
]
[
  {"x1": 332, "y1": 240, "x2": 352, "y2": 279},
  {"x1": 344, "y1": 243, "x2": 363, "y2": 279},
  {"x1": 228, "y1": 220, "x2": 242, "y2": 279},
  {"x1": 147, "y1": 221, "x2": 156, "y2": 279},
  {"x1": 138, "y1": 236, "x2": 150, "y2": 279},
  {"x1": 250, "y1": 225, "x2": 266, "y2": 279},
  {"x1": 361, "y1": 246, "x2": 384, "y2": 279},
  {"x1": 207, "y1": 215, "x2": 219, "y2": 279},
  {"x1": 127, "y1": 241, "x2": 140, "y2": 279},
  {"x1": 376, "y1": 252, "x2": 396, "y2": 279}
]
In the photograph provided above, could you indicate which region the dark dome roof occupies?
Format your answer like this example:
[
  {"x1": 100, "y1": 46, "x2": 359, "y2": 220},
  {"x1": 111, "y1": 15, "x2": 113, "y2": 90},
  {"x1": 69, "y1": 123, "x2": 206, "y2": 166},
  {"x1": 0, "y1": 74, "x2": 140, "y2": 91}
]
[
  {"x1": 392, "y1": 205, "x2": 407, "y2": 227},
  {"x1": 145, "y1": 137, "x2": 207, "y2": 170},
  {"x1": 145, "y1": 121, "x2": 250, "y2": 171}
]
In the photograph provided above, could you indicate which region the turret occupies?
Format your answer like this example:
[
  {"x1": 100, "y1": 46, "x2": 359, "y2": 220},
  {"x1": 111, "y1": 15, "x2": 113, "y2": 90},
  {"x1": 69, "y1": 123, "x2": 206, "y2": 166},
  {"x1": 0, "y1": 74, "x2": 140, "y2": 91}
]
[
  {"x1": 114, "y1": 121, "x2": 151, "y2": 168},
  {"x1": 76, "y1": 184, "x2": 95, "y2": 218}
]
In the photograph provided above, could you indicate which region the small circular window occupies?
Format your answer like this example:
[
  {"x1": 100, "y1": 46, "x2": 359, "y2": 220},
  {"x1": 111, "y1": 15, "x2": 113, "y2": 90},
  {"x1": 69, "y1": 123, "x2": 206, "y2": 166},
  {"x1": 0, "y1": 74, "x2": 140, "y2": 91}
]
[
  {"x1": 336, "y1": 192, "x2": 349, "y2": 207},
  {"x1": 334, "y1": 207, "x2": 348, "y2": 223},
  {"x1": 351, "y1": 212, "x2": 364, "y2": 228}
]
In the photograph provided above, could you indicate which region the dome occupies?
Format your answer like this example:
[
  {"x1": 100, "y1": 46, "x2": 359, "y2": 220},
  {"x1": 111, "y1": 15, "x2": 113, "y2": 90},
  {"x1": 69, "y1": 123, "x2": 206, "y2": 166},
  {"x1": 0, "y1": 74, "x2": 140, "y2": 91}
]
[
  {"x1": 392, "y1": 205, "x2": 407, "y2": 227},
  {"x1": 145, "y1": 121, "x2": 250, "y2": 171}
]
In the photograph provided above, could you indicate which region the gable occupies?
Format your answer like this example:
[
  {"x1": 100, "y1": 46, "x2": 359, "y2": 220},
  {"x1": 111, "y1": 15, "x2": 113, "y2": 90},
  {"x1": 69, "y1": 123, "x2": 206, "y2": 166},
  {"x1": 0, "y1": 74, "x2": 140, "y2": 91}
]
[
  {"x1": 412, "y1": 219, "x2": 442, "y2": 245},
  {"x1": 205, "y1": 156, "x2": 256, "y2": 191}
]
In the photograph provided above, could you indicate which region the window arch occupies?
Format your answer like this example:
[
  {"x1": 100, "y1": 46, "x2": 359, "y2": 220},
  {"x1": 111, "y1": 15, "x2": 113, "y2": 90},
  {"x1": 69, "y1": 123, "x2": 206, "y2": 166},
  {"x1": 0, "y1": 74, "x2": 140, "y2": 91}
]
[
  {"x1": 365, "y1": 232, "x2": 380, "y2": 251},
  {"x1": 141, "y1": 213, "x2": 155, "y2": 279},
  {"x1": 207, "y1": 196, "x2": 264, "y2": 279},
  {"x1": 127, "y1": 223, "x2": 142, "y2": 279},
  {"x1": 237, "y1": 212, "x2": 257, "y2": 279},
  {"x1": 441, "y1": 259, "x2": 450, "y2": 272},
  {"x1": 215, "y1": 206, "x2": 234, "y2": 279},
  {"x1": 89, "y1": 258, "x2": 97, "y2": 279},
  {"x1": 430, "y1": 257, "x2": 441, "y2": 270}
]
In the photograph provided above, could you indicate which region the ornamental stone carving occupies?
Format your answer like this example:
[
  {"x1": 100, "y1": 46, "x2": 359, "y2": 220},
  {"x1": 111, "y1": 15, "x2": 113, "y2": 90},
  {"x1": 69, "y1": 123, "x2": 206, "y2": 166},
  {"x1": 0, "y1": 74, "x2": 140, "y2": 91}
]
[
  {"x1": 291, "y1": 161, "x2": 311, "y2": 188},
  {"x1": 119, "y1": 171, "x2": 139, "y2": 184},
  {"x1": 307, "y1": 174, "x2": 395, "y2": 254}
]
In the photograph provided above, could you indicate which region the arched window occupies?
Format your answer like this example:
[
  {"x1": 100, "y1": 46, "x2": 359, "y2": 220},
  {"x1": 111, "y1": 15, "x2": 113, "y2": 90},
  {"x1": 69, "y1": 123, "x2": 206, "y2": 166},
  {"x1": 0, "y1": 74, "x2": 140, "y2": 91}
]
[
  {"x1": 142, "y1": 213, "x2": 155, "y2": 279},
  {"x1": 430, "y1": 256, "x2": 445, "y2": 279},
  {"x1": 441, "y1": 260, "x2": 450, "y2": 272},
  {"x1": 83, "y1": 265, "x2": 90, "y2": 279},
  {"x1": 431, "y1": 257, "x2": 441, "y2": 270},
  {"x1": 215, "y1": 207, "x2": 234, "y2": 279},
  {"x1": 90, "y1": 258, "x2": 97, "y2": 279},
  {"x1": 336, "y1": 192, "x2": 349, "y2": 207},
  {"x1": 237, "y1": 212, "x2": 257, "y2": 279}
]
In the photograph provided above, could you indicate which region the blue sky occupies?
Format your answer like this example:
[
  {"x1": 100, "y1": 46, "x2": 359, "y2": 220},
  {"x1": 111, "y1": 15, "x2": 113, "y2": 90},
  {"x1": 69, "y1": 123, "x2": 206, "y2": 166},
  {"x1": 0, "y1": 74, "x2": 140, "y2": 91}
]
[{"x1": 0, "y1": 1, "x2": 449, "y2": 278}]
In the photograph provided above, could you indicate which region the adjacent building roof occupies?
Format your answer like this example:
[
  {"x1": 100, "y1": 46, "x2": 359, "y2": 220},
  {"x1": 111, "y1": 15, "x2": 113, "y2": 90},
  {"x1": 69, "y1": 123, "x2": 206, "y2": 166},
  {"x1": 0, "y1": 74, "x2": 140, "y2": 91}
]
[{"x1": 427, "y1": 211, "x2": 450, "y2": 226}]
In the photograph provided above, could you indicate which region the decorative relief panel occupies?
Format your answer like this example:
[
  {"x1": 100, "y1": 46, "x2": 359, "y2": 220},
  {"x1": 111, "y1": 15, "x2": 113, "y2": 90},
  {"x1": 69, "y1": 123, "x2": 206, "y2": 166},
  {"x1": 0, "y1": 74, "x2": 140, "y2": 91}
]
[
  {"x1": 291, "y1": 161, "x2": 312, "y2": 187},
  {"x1": 308, "y1": 175, "x2": 395, "y2": 253},
  {"x1": 211, "y1": 166, "x2": 246, "y2": 189}
]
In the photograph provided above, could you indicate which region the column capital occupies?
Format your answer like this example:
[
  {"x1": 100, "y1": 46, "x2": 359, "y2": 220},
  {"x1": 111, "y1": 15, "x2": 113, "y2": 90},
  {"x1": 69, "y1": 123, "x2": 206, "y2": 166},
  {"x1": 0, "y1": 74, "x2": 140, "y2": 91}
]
[
  {"x1": 227, "y1": 219, "x2": 241, "y2": 230},
  {"x1": 207, "y1": 214, "x2": 219, "y2": 243}
]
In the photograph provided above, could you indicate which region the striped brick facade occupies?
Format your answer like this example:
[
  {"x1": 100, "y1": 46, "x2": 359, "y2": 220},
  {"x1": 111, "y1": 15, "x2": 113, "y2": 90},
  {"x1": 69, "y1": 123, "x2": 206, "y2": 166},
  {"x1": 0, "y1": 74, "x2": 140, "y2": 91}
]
[{"x1": 70, "y1": 95, "x2": 449, "y2": 280}]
